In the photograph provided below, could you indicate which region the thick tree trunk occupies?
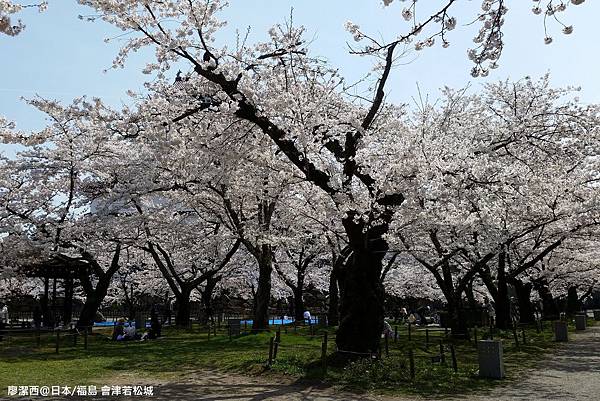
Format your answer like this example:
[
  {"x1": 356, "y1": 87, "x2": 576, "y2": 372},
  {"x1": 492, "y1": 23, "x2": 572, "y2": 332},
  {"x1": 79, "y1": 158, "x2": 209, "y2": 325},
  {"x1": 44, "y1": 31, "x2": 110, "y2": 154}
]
[
  {"x1": 41, "y1": 277, "x2": 53, "y2": 327},
  {"x1": 77, "y1": 277, "x2": 112, "y2": 329},
  {"x1": 566, "y1": 286, "x2": 581, "y2": 315},
  {"x1": 77, "y1": 245, "x2": 121, "y2": 331},
  {"x1": 336, "y1": 248, "x2": 385, "y2": 354},
  {"x1": 513, "y1": 279, "x2": 535, "y2": 324},
  {"x1": 63, "y1": 277, "x2": 74, "y2": 326},
  {"x1": 465, "y1": 279, "x2": 478, "y2": 310},
  {"x1": 495, "y1": 250, "x2": 511, "y2": 330},
  {"x1": 174, "y1": 289, "x2": 192, "y2": 328},
  {"x1": 52, "y1": 278, "x2": 58, "y2": 324},
  {"x1": 336, "y1": 219, "x2": 388, "y2": 355},
  {"x1": 252, "y1": 247, "x2": 272, "y2": 332},
  {"x1": 534, "y1": 280, "x2": 558, "y2": 320},
  {"x1": 125, "y1": 301, "x2": 136, "y2": 321},
  {"x1": 447, "y1": 295, "x2": 469, "y2": 337},
  {"x1": 293, "y1": 287, "x2": 304, "y2": 322},
  {"x1": 200, "y1": 277, "x2": 219, "y2": 325},
  {"x1": 77, "y1": 295, "x2": 102, "y2": 330},
  {"x1": 327, "y1": 269, "x2": 339, "y2": 326}
]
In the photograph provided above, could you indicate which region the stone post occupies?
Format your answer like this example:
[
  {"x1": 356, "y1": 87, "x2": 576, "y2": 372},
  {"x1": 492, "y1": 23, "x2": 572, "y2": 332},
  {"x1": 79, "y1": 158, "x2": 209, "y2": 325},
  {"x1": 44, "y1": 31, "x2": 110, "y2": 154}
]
[
  {"x1": 553, "y1": 320, "x2": 568, "y2": 342},
  {"x1": 478, "y1": 340, "x2": 504, "y2": 379}
]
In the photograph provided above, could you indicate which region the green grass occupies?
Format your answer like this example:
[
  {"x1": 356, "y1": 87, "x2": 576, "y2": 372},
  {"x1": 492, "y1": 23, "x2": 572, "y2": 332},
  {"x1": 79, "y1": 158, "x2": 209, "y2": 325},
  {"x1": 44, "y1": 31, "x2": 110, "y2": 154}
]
[{"x1": 0, "y1": 319, "x2": 594, "y2": 397}]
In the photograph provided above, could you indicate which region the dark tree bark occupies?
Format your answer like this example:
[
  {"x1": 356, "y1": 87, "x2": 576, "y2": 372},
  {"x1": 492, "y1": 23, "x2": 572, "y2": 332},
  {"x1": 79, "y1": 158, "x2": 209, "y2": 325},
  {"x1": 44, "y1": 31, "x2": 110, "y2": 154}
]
[
  {"x1": 63, "y1": 277, "x2": 74, "y2": 326},
  {"x1": 174, "y1": 286, "x2": 192, "y2": 328},
  {"x1": 495, "y1": 248, "x2": 511, "y2": 330},
  {"x1": 199, "y1": 275, "x2": 220, "y2": 325},
  {"x1": 41, "y1": 277, "x2": 53, "y2": 327},
  {"x1": 293, "y1": 287, "x2": 305, "y2": 322},
  {"x1": 566, "y1": 286, "x2": 581, "y2": 315},
  {"x1": 335, "y1": 216, "x2": 390, "y2": 354},
  {"x1": 253, "y1": 248, "x2": 273, "y2": 332},
  {"x1": 465, "y1": 278, "x2": 478, "y2": 310},
  {"x1": 118, "y1": 276, "x2": 136, "y2": 321},
  {"x1": 446, "y1": 296, "x2": 468, "y2": 336},
  {"x1": 327, "y1": 268, "x2": 339, "y2": 326},
  {"x1": 210, "y1": 187, "x2": 275, "y2": 333},
  {"x1": 77, "y1": 244, "x2": 122, "y2": 330},
  {"x1": 512, "y1": 278, "x2": 535, "y2": 324},
  {"x1": 326, "y1": 242, "x2": 350, "y2": 328},
  {"x1": 533, "y1": 279, "x2": 559, "y2": 320}
]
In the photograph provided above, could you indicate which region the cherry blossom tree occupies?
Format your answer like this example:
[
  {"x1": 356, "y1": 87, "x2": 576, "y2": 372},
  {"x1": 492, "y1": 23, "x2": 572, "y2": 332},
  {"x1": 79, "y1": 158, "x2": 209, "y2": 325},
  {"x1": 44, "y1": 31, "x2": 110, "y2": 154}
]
[
  {"x1": 0, "y1": 97, "x2": 137, "y2": 329},
  {"x1": 72, "y1": 0, "x2": 593, "y2": 354},
  {"x1": 388, "y1": 76, "x2": 600, "y2": 330}
]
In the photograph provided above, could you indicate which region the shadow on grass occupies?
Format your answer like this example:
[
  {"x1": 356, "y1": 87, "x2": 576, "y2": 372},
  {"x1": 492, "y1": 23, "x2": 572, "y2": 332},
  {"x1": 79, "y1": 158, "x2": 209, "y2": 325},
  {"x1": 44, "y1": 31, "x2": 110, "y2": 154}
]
[{"x1": 1, "y1": 322, "x2": 589, "y2": 399}]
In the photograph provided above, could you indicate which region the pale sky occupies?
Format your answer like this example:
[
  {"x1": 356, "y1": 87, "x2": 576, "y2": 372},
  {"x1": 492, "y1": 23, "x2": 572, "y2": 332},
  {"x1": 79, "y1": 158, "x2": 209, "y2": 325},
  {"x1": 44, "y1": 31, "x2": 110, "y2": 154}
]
[{"x1": 1, "y1": 1, "x2": 598, "y2": 156}]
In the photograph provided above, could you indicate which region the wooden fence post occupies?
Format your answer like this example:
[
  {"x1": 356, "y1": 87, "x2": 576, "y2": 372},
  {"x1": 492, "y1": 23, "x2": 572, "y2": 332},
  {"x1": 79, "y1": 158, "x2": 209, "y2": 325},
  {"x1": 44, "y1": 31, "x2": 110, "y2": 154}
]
[
  {"x1": 84, "y1": 329, "x2": 88, "y2": 350},
  {"x1": 425, "y1": 328, "x2": 429, "y2": 348},
  {"x1": 409, "y1": 349, "x2": 415, "y2": 380},
  {"x1": 267, "y1": 337, "x2": 275, "y2": 367},
  {"x1": 512, "y1": 326, "x2": 519, "y2": 348},
  {"x1": 36, "y1": 328, "x2": 41, "y2": 348},
  {"x1": 474, "y1": 326, "x2": 478, "y2": 345},
  {"x1": 408, "y1": 323, "x2": 411, "y2": 341},
  {"x1": 394, "y1": 326, "x2": 398, "y2": 343},
  {"x1": 439, "y1": 340, "x2": 445, "y2": 364},
  {"x1": 450, "y1": 344, "x2": 458, "y2": 372},
  {"x1": 273, "y1": 329, "x2": 281, "y2": 359},
  {"x1": 55, "y1": 330, "x2": 60, "y2": 354},
  {"x1": 321, "y1": 332, "x2": 328, "y2": 376}
]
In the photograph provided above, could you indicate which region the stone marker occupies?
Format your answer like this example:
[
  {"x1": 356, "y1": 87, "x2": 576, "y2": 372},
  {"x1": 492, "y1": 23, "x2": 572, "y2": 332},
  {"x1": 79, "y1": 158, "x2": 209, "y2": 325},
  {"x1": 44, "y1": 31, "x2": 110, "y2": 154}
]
[
  {"x1": 575, "y1": 314, "x2": 587, "y2": 331},
  {"x1": 228, "y1": 319, "x2": 241, "y2": 336},
  {"x1": 478, "y1": 340, "x2": 504, "y2": 379},
  {"x1": 553, "y1": 320, "x2": 568, "y2": 342},
  {"x1": 594, "y1": 310, "x2": 600, "y2": 321}
]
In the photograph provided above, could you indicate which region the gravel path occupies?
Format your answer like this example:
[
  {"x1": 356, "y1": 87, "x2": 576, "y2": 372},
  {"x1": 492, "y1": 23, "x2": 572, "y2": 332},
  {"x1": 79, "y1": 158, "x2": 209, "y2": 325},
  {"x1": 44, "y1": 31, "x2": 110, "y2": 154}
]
[
  {"x1": 460, "y1": 324, "x2": 600, "y2": 401},
  {"x1": 9, "y1": 324, "x2": 599, "y2": 401}
]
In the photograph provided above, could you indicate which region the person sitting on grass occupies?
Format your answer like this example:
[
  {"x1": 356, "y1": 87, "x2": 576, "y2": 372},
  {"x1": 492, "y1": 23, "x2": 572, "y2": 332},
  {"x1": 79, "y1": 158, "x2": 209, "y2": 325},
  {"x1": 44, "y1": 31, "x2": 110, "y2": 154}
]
[
  {"x1": 303, "y1": 310, "x2": 311, "y2": 324},
  {"x1": 112, "y1": 318, "x2": 125, "y2": 341},
  {"x1": 123, "y1": 323, "x2": 137, "y2": 340}
]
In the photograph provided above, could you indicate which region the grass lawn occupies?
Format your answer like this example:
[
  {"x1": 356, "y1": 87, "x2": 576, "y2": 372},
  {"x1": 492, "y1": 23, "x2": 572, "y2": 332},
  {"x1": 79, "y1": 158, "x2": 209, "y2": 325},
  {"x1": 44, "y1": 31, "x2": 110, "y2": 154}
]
[{"x1": 0, "y1": 318, "x2": 594, "y2": 397}]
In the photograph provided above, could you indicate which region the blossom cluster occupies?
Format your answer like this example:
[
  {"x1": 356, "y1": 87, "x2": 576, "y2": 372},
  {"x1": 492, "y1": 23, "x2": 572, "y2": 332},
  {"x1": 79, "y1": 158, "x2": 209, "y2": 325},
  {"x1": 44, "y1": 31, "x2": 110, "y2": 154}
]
[{"x1": 0, "y1": 1, "x2": 46, "y2": 36}]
